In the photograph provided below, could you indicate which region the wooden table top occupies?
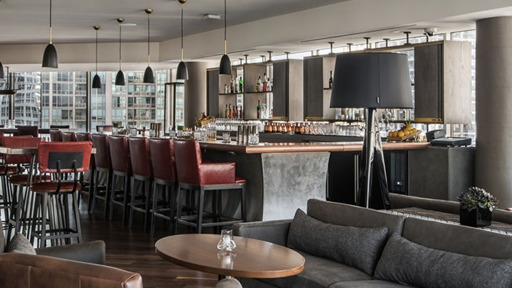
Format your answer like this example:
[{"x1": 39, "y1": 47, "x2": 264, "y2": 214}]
[{"x1": 155, "y1": 234, "x2": 305, "y2": 278}]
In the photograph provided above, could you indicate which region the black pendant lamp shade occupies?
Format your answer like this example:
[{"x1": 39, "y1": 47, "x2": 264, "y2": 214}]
[
  {"x1": 0, "y1": 62, "x2": 4, "y2": 79},
  {"x1": 92, "y1": 25, "x2": 102, "y2": 89},
  {"x1": 176, "y1": 0, "x2": 188, "y2": 80},
  {"x1": 219, "y1": 0, "x2": 231, "y2": 75},
  {"x1": 42, "y1": 0, "x2": 58, "y2": 68},
  {"x1": 143, "y1": 8, "x2": 154, "y2": 83},
  {"x1": 115, "y1": 18, "x2": 125, "y2": 86}
]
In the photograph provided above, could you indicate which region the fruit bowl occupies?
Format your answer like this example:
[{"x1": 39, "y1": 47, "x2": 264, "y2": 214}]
[{"x1": 387, "y1": 130, "x2": 421, "y2": 142}]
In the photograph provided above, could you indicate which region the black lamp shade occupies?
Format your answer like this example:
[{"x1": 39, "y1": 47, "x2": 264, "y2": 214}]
[
  {"x1": 0, "y1": 62, "x2": 4, "y2": 79},
  {"x1": 330, "y1": 52, "x2": 412, "y2": 109},
  {"x1": 176, "y1": 61, "x2": 189, "y2": 80},
  {"x1": 92, "y1": 74, "x2": 102, "y2": 89},
  {"x1": 42, "y1": 43, "x2": 58, "y2": 68},
  {"x1": 219, "y1": 54, "x2": 232, "y2": 75},
  {"x1": 115, "y1": 70, "x2": 125, "y2": 86},
  {"x1": 143, "y1": 66, "x2": 154, "y2": 84}
]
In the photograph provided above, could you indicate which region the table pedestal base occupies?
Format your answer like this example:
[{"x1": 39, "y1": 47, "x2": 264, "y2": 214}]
[{"x1": 216, "y1": 276, "x2": 242, "y2": 288}]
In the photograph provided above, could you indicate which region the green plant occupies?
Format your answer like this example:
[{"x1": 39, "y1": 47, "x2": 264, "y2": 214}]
[{"x1": 458, "y1": 187, "x2": 498, "y2": 212}]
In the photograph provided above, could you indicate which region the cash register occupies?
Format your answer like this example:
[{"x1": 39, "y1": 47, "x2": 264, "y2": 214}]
[{"x1": 427, "y1": 129, "x2": 472, "y2": 147}]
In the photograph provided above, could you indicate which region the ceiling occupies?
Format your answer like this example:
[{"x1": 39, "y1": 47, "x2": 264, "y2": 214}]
[{"x1": 0, "y1": 0, "x2": 512, "y2": 68}]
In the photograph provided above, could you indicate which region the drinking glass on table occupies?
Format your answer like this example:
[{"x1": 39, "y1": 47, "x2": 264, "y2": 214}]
[{"x1": 217, "y1": 229, "x2": 236, "y2": 252}]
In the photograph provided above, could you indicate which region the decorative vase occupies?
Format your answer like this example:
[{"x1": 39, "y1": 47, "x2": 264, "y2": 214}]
[{"x1": 459, "y1": 207, "x2": 492, "y2": 227}]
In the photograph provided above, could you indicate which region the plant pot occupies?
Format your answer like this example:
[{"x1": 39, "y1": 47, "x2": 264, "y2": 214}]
[{"x1": 460, "y1": 207, "x2": 492, "y2": 227}]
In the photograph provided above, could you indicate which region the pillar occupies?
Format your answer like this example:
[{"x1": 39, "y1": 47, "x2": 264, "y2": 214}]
[
  {"x1": 476, "y1": 17, "x2": 512, "y2": 208},
  {"x1": 184, "y1": 62, "x2": 210, "y2": 128}
]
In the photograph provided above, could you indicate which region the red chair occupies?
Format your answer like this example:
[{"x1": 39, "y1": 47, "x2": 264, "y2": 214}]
[
  {"x1": 91, "y1": 134, "x2": 112, "y2": 217},
  {"x1": 62, "y1": 132, "x2": 78, "y2": 142},
  {"x1": 128, "y1": 137, "x2": 153, "y2": 233},
  {"x1": 49, "y1": 129, "x2": 63, "y2": 142},
  {"x1": 173, "y1": 139, "x2": 246, "y2": 233},
  {"x1": 30, "y1": 141, "x2": 92, "y2": 247},
  {"x1": 15, "y1": 126, "x2": 39, "y2": 138},
  {"x1": 108, "y1": 136, "x2": 132, "y2": 224}
]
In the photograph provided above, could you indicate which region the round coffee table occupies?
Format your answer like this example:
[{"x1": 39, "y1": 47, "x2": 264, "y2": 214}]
[{"x1": 155, "y1": 234, "x2": 305, "y2": 281}]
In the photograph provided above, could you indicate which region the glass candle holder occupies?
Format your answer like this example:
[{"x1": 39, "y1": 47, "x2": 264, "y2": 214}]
[{"x1": 217, "y1": 229, "x2": 236, "y2": 252}]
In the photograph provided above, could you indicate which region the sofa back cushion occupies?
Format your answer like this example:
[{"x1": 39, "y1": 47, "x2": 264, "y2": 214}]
[
  {"x1": 287, "y1": 209, "x2": 388, "y2": 275},
  {"x1": 403, "y1": 217, "x2": 512, "y2": 259},
  {"x1": 375, "y1": 233, "x2": 512, "y2": 288},
  {"x1": 306, "y1": 199, "x2": 405, "y2": 236}
]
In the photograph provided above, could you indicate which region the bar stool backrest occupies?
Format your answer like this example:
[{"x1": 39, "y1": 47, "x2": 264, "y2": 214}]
[
  {"x1": 149, "y1": 138, "x2": 176, "y2": 182},
  {"x1": 128, "y1": 137, "x2": 152, "y2": 178},
  {"x1": 62, "y1": 132, "x2": 78, "y2": 142},
  {"x1": 49, "y1": 125, "x2": 70, "y2": 129},
  {"x1": 76, "y1": 133, "x2": 91, "y2": 142},
  {"x1": 38, "y1": 141, "x2": 92, "y2": 174},
  {"x1": 49, "y1": 129, "x2": 63, "y2": 142},
  {"x1": 91, "y1": 134, "x2": 111, "y2": 170},
  {"x1": 108, "y1": 136, "x2": 131, "y2": 174},
  {"x1": 3, "y1": 136, "x2": 40, "y2": 165},
  {"x1": 15, "y1": 126, "x2": 38, "y2": 138},
  {"x1": 173, "y1": 139, "x2": 203, "y2": 185}
]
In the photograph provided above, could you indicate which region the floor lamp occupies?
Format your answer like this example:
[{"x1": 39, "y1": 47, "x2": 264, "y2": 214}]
[{"x1": 330, "y1": 52, "x2": 413, "y2": 208}]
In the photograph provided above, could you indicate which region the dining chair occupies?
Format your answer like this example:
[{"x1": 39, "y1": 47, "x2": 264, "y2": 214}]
[
  {"x1": 30, "y1": 141, "x2": 92, "y2": 247},
  {"x1": 15, "y1": 126, "x2": 39, "y2": 138},
  {"x1": 149, "y1": 138, "x2": 178, "y2": 237},
  {"x1": 128, "y1": 137, "x2": 153, "y2": 233},
  {"x1": 108, "y1": 135, "x2": 132, "y2": 224},
  {"x1": 173, "y1": 139, "x2": 247, "y2": 234},
  {"x1": 90, "y1": 133, "x2": 112, "y2": 217}
]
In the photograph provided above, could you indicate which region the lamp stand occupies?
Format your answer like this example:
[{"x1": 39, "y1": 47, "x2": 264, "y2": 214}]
[{"x1": 359, "y1": 108, "x2": 390, "y2": 209}]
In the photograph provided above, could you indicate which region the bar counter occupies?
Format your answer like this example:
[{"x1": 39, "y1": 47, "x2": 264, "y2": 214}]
[{"x1": 200, "y1": 140, "x2": 429, "y2": 221}]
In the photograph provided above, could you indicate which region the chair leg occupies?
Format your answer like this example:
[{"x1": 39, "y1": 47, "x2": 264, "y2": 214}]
[
  {"x1": 91, "y1": 169, "x2": 100, "y2": 213},
  {"x1": 197, "y1": 187, "x2": 205, "y2": 234},
  {"x1": 129, "y1": 177, "x2": 137, "y2": 228},
  {"x1": 169, "y1": 183, "x2": 177, "y2": 234},
  {"x1": 241, "y1": 185, "x2": 247, "y2": 222},
  {"x1": 175, "y1": 185, "x2": 183, "y2": 235},
  {"x1": 109, "y1": 173, "x2": 117, "y2": 221},
  {"x1": 72, "y1": 192, "x2": 82, "y2": 243},
  {"x1": 150, "y1": 181, "x2": 159, "y2": 237},
  {"x1": 144, "y1": 179, "x2": 152, "y2": 234},
  {"x1": 122, "y1": 175, "x2": 130, "y2": 225}
]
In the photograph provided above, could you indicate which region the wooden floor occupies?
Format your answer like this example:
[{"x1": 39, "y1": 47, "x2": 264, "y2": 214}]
[{"x1": 79, "y1": 198, "x2": 218, "y2": 288}]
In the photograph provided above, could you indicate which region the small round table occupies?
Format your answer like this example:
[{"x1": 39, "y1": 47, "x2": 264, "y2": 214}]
[{"x1": 155, "y1": 234, "x2": 305, "y2": 286}]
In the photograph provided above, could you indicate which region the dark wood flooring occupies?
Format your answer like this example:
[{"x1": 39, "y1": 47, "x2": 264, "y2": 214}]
[{"x1": 79, "y1": 197, "x2": 218, "y2": 288}]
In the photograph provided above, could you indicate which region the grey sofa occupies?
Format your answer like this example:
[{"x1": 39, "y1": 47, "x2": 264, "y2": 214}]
[{"x1": 232, "y1": 199, "x2": 512, "y2": 288}]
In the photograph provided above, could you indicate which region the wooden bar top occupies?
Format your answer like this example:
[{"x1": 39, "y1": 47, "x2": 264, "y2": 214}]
[{"x1": 199, "y1": 140, "x2": 429, "y2": 154}]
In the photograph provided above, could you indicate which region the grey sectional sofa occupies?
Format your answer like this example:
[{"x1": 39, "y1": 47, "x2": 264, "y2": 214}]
[{"x1": 232, "y1": 199, "x2": 512, "y2": 288}]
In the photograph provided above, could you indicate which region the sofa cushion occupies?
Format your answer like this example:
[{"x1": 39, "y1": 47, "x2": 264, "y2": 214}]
[
  {"x1": 329, "y1": 280, "x2": 413, "y2": 288},
  {"x1": 6, "y1": 234, "x2": 36, "y2": 255},
  {"x1": 256, "y1": 251, "x2": 373, "y2": 288},
  {"x1": 287, "y1": 209, "x2": 388, "y2": 275},
  {"x1": 374, "y1": 233, "x2": 512, "y2": 288}
]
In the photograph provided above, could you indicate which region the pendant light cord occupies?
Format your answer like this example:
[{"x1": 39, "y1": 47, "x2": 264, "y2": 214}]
[
  {"x1": 147, "y1": 12, "x2": 151, "y2": 66},
  {"x1": 119, "y1": 25, "x2": 122, "y2": 70},
  {"x1": 95, "y1": 28, "x2": 98, "y2": 74},
  {"x1": 181, "y1": 4, "x2": 184, "y2": 61},
  {"x1": 224, "y1": 0, "x2": 227, "y2": 54},
  {"x1": 49, "y1": 0, "x2": 53, "y2": 44}
]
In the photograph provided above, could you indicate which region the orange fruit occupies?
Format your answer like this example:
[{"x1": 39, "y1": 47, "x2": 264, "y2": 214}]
[{"x1": 397, "y1": 131, "x2": 405, "y2": 137}]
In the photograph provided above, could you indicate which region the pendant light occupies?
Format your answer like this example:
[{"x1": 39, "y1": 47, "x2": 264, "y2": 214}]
[
  {"x1": 176, "y1": 0, "x2": 188, "y2": 80},
  {"x1": 115, "y1": 18, "x2": 125, "y2": 86},
  {"x1": 92, "y1": 25, "x2": 102, "y2": 89},
  {"x1": 219, "y1": 0, "x2": 231, "y2": 75},
  {"x1": 143, "y1": 8, "x2": 155, "y2": 83},
  {"x1": 42, "y1": 0, "x2": 58, "y2": 68}
]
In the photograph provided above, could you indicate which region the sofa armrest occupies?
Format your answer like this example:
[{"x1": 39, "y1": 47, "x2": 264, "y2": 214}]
[
  {"x1": 35, "y1": 240, "x2": 106, "y2": 265},
  {"x1": 232, "y1": 220, "x2": 292, "y2": 246}
]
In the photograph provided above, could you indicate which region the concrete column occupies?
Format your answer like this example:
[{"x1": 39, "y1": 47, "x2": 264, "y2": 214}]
[
  {"x1": 476, "y1": 17, "x2": 512, "y2": 208},
  {"x1": 184, "y1": 62, "x2": 209, "y2": 128}
]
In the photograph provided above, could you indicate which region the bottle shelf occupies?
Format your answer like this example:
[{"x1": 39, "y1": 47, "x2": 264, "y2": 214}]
[
  {"x1": 219, "y1": 92, "x2": 243, "y2": 96},
  {"x1": 245, "y1": 91, "x2": 273, "y2": 95}
]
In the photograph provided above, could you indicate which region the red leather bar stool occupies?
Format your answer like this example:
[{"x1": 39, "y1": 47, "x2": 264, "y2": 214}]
[
  {"x1": 76, "y1": 132, "x2": 94, "y2": 212},
  {"x1": 128, "y1": 137, "x2": 153, "y2": 233},
  {"x1": 108, "y1": 135, "x2": 132, "y2": 224},
  {"x1": 173, "y1": 139, "x2": 246, "y2": 234},
  {"x1": 30, "y1": 141, "x2": 92, "y2": 247},
  {"x1": 49, "y1": 129, "x2": 63, "y2": 142},
  {"x1": 90, "y1": 133, "x2": 112, "y2": 217},
  {"x1": 62, "y1": 132, "x2": 78, "y2": 142},
  {"x1": 149, "y1": 138, "x2": 178, "y2": 237}
]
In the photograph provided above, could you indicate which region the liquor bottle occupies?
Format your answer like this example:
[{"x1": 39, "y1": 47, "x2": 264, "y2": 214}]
[
  {"x1": 263, "y1": 73, "x2": 268, "y2": 92},
  {"x1": 238, "y1": 77, "x2": 243, "y2": 93},
  {"x1": 228, "y1": 104, "x2": 232, "y2": 119},
  {"x1": 224, "y1": 84, "x2": 229, "y2": 94},
  {"x1": 329, "y1": 70, "x2": 333, "y2": 89},
  {"x1": 256, "y1": 76, "x2": 262, "y2": 92},
  {"x1": 225, "y1": 104, "x2": 229, "y2": 118},
  {"x1": 257, "y1": 100, "x2": 262, "y2": 119},
  {"x1": 231, "y1": 77, "x2": 235, "y2": 93},
  {"x1": 232, "y1": 106, "x2": 237, "y2": 119}
]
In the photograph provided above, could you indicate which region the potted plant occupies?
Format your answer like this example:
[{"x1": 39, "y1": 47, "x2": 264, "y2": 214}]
[{"x1": 457, "y1": 187, "x2": 498, "y2": 227}]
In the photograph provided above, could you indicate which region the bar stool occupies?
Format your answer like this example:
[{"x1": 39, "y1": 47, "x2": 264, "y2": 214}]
[
  {"x1": 49, "y1": 129, "x2": 63, "y2": 142},
  {"x1": 108, "y1": 135, "x2": 132, "y2": 224},
  {"x1": 76, "y1": 132, "x2": 94, "y2": 212},
  {"x1": 149, "y1": 138, "x2": 177, "y2": 237},
  {"x1": 173, "y1": 139, "x2": 246, "y2": 234},
  {"x1": 30, "y1": 141, "x2": 92, "y2": 247},
  {"x1": 90, "y1": 133, "x2": 112, "y2": 217},
  {"x1": 62, "y1": 132, "x2": 78, "y2": 142},
  {"x1": 128, "y1": 137, "x2": 153, "y2": 233}
]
